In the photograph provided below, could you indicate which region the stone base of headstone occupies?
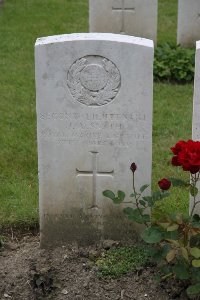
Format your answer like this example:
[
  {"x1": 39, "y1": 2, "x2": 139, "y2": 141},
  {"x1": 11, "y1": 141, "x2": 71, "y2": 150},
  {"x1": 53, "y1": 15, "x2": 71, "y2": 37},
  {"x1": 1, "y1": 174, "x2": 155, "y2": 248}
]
[{"x1": 40, "y1": 207, "x2": 143, "y2": 247}]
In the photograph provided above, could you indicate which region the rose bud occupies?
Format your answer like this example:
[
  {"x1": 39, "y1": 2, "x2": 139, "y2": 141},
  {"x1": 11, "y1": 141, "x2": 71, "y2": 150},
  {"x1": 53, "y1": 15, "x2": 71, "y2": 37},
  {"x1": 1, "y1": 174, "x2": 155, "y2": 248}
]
[
  {"x1": 130, "y1": 163, "x2": 137, "y2": 173},
  {"x1": 158, "y1": 178, "x2": 171, "y2": 191}
]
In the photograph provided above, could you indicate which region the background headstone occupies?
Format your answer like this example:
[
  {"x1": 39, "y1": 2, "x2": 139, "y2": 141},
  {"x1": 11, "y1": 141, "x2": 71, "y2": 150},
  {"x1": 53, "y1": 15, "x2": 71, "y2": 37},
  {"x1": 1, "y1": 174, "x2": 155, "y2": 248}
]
[
  {"x1": 89, "y1": 0, "x2": 158, "y2": 43},
  {"x1": 177, "y1": 0, "x2": 200, "y2": 47},
  {"x1": 35, "y1": 33, "x2": 154, "y2": 247},
  {"x1": 192, "y1": 41, "x2": 200, "y2": 213}
]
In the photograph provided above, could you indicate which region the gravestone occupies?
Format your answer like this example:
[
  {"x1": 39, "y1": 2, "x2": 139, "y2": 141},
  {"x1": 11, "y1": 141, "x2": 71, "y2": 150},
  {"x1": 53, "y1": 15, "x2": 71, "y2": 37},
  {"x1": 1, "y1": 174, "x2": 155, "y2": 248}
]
[
  {"x1": 177, "y1": 0, "x2": 200, "y2": 47},
  {"x1": 89, "y1": 0, "x2": 158, "y2": 43},
  {"x1": 35, "y1": 33, "x2": 154, "y2": 247},
  {"x1": 192, "y1": 41, "x2": 200, "y2": 214}
]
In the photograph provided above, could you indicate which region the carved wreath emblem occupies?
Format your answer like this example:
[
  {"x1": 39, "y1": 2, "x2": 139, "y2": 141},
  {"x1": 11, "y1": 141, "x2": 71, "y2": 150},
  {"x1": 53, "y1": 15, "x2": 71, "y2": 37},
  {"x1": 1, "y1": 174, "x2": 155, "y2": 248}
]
[{"x1": 67, "y1": 55, "x2": 121, "y2": 106}]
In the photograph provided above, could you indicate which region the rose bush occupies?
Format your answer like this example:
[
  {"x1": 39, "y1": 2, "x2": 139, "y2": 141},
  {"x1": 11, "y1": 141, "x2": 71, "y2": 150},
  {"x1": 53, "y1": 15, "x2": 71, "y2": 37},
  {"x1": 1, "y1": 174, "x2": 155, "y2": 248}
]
[{"x1": 103, "y1": 140, "x2": 200, "y2": 298}]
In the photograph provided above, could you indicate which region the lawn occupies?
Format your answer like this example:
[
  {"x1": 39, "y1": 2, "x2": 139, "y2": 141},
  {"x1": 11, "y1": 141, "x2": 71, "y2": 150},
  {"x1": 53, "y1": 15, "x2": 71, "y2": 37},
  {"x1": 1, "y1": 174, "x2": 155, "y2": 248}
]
[{"x1": 0, "y1": 0, "x2": 193, "y2": 228}]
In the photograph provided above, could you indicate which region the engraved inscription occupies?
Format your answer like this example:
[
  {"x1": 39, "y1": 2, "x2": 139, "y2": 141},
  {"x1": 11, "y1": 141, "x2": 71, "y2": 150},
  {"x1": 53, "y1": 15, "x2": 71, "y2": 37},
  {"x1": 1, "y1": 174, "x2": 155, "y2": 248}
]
[
  {"x1": 67, "y1": 55, "x2": 121, "y2": 106},
  {"x1": 39, "y1": 111, "x2": 148, "y2": 146}
]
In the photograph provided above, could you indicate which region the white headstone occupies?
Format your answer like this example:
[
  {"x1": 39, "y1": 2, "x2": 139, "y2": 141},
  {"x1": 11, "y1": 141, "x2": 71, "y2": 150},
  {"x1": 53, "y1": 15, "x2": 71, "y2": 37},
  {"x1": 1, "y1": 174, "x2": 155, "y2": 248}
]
[
  {"x1": 192, "y1": 41, "x2": 200, "y2": 213},
  {"x1": 177, "y1": 0, "x2": 200, "y2": 47},
  {"x1": 89, "y1": 0, "x2": 158, "y2": 43},
  {"x1": 35, "y1": 33, "x2": 153, "y2": 247}
]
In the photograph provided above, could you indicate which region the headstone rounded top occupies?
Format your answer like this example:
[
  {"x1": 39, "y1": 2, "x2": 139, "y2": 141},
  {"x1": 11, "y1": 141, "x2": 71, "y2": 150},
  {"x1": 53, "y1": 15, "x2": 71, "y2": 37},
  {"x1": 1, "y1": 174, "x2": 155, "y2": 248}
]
[{"x1": 35, "y1": 33, "x2": 154, "y2": 48}]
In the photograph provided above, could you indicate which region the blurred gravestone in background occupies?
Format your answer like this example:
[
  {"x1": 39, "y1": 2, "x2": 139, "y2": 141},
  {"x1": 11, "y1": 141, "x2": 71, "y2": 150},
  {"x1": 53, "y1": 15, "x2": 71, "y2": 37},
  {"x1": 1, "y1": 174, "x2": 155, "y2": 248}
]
[{"x1": 89, "y1": 0, "x2": 158, "y2": 43}]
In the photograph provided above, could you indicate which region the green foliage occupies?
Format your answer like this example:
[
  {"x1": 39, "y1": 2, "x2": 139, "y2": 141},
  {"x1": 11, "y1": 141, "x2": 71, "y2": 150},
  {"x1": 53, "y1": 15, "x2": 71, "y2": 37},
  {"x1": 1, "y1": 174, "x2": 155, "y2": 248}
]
[
  {"x1": 102, "y1": 190, "x2": 125, "y2": 204},
  {"x1": 154, "y1": 44, "x2": 195, "y2": 83},
  {"x1": 103, "y1": 171, "x2": 200, "y2": 296},
  {"x1": 123, "y1": 207, "x2": 150, "y2": 224},
  {"x1": 141, "y1": 227, "x2": 164, "y2": 244},
  {"x1": 96, "y1": 246, "x2": 148, "y2": 278},
  {"x1": 173, "y1": 262, "x2": 190, "y2": 280},
  {"x1": 168, "y1": 178, "x2": 189, "y2": 187},
  {"x1": 140, "y1": 184, "x2": 149, "y2": 193},
  {"x1": 187, "y1": 284, "x2": 200, "y2": 296}
]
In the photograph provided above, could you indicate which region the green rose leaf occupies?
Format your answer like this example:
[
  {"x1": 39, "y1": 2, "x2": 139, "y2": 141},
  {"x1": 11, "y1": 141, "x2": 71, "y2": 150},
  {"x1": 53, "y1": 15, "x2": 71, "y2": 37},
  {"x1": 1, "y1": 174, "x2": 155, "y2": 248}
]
[
  {"x1": 112, "y1": 197, "x2": 123, "y2": 204},
  {"x1": 130, "y1": 192, "x2": 138, "y2": 198},
  {"x1": 141, "y1": 227, "x2": 164, "y2": 244},
  {"x1": 123, "y1": 207, "x2": 144, "y2": 224},
  {"x1": 166, "y1": 249, "x2": 175, "y2": 262},
  {"x1": 192, "y1": 259, "x2": 200, "y2": 268},
  {"x1": 142, "y1": 214, "x2": 151, "y2": 223},
  {"x1": 139, "y1": 200, "x2": 146, "y2": 207},
  {"x1": 173, "y1": 263, "x2": 190, "y2": 280},
  {"x1": 117, "y1": 190, "x2": 125, "y2": 202},
  {"x1": 103, "y1": 190, "x2": 115, "y2": 200},
  {"x1": 163, "y1": 230, "x2": 178, "y2": 240},
  {"x1": 193, "y1": 214, "x2": 200, "y2": 222},
  {"x1": 191, "y1": 268, "x2": 200, "y2": 281},
  {"x1": 190, "y1": 247, "x2": 200, "y2": 258},
  {"x1": 187, "y1": 284, "x2": 200, "y2": 296},
  {"x1": 142, "y1": 196, "x2": 154, "y2": 207},
  {"x1": 167, "y1": 224, "x2": 179, "y2": 232},
  {"x1": 140, "y1": 184, "x2": 149, "y2": 193},
  {"x1": 168, "y1": 177, "x2": 188, "y2": 187},
  {"x1": 192, "y1": 214, "x2": 200, "y2": 228},
  {"x1": 190, "y1": 186, "x2": 198, "y2": 197}
]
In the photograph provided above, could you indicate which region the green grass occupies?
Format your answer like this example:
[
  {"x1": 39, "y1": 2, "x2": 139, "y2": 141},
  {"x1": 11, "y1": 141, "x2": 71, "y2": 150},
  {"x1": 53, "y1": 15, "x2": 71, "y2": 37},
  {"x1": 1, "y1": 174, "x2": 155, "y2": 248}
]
[
  {"x1": 152, "y1": 83, "x2": 193, "y2": 215},
  {"x1": 96, "y1": 246, "x2": 149, "y2": 278},
  {"x1": 0, "y1": 0, "x2": 194, "y2": 227},
  {"x1": 158, "y1": 0, "x2": 178, "y2": 45},
  {"x1": 0, "y1": 0, "x2": 88, "y2": 227}
]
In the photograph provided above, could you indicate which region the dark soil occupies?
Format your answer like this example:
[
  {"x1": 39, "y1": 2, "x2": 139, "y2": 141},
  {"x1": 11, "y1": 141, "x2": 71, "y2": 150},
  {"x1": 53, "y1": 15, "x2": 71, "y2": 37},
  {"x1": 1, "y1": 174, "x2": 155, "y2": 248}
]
[{"x1": 0, "y1": 233, "x2": 193, "y2": 300}]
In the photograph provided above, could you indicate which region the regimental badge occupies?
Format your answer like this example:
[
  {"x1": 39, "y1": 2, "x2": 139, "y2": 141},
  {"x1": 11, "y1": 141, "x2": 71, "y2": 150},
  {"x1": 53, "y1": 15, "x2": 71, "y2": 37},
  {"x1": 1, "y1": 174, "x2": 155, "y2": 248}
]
[{"x1": 67, "y1": 55, "x2": 121, "y2": 106}]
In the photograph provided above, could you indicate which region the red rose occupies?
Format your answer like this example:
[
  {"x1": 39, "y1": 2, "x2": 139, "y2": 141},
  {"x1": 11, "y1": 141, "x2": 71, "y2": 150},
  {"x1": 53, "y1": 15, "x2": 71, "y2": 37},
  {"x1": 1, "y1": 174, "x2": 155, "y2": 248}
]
[
  {"x1": 171, "y1": 140, "x2": 186, "y2": 155},
  {"x1": 130, "y1": 163, "x2": 137, "y2": 173},
  {"x1": 171, "y1": 140, "x2": 200, "y2": 174},
  {"x1": 171, "y1": 156, "x2": 181, "y2": 166},
  {"x1": 158, "y1": 178, "x2": 171, "y2": 191}
]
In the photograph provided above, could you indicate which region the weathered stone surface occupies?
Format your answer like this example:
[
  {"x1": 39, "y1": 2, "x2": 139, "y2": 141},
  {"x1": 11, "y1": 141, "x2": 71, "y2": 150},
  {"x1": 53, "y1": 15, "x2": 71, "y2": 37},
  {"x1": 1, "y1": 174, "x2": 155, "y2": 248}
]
[
  {"x1": 177, "y1": 0, "x2": 200, "y2": 47},
  {"x1": 192, "y1": 41, "x2": 200, "y2": 214},
  {"x1": 89, "y1": 0, "x2": 158, "y2": 43},
  {"x1": 35, "y1": 33, "x2": 154, "y2": 247}
]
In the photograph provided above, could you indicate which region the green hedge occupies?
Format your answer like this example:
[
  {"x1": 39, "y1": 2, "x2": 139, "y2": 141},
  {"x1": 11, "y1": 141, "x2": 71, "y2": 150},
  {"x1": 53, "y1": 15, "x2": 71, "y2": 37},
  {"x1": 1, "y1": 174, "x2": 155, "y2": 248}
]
[{"x1": 154, "y1": 44, "x2": 195, "y2": 83}]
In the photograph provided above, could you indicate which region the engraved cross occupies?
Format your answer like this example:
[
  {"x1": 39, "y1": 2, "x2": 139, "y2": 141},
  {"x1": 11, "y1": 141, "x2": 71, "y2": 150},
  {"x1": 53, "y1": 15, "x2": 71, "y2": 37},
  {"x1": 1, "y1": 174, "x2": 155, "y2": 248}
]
[
  {"x1": 112, "y1": 0, "x2": 135, "y2": 33},
  {"x1": 76, "y1": 151, "x2": 114, "y2": 209}
]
